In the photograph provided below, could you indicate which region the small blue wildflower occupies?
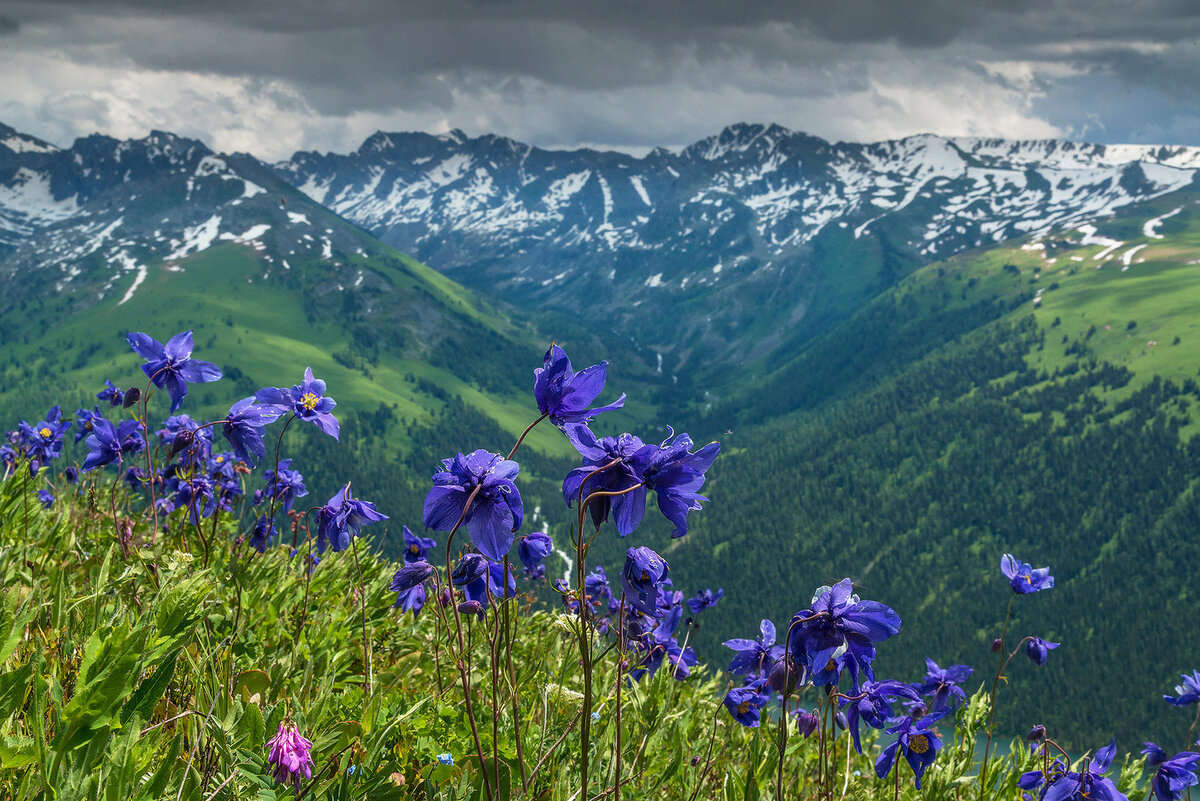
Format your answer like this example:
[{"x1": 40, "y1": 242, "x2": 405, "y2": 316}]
[
  {"x1": 36, "y1": 489, "x2": 54, "y2": 509},
  {"x1": 127, "y1": 330, "x2": 222, "y2": 412},
  {"x1": 686, "y1": 588, "x2": 723, "y2": 614},
  {"x1": 914, "y1": 657, "x2": 974, "y2": 712},
  {"x1": 1026, "y1": 637, "x2": 1060, "y2": 666},
  {"x1": 1001, "y1": 554, "x2": 1055, "y2": 594},
  {"x1": 256, "y1": 367, "x2": 339, "y2": 439},
  {"x1": 316, "y1": 483, "x2": 388, "y2": 553},
  {"x1": 437, "y1": 753, "x2": 453, "y2": 766},
  {"x1": 1165, "y1": 671, "x2": 1200, "y2": 706},
  {"x1": 533, "y1": 344, "x2": 625, "y2": 429},
  {"x1": 423, "y1": 449, "x2": 522, "y2": 561}
]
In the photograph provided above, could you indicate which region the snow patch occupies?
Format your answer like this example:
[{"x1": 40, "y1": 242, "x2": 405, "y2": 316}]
[
  {"x1": 1143, "y1": 207, "x2": 1182, "y2": 239},
  {"x1": 645, "y1": 272, "x2": 664, "y2": 288}
]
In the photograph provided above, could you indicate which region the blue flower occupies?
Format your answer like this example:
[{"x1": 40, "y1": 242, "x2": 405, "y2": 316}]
[
  {"x1": 533, "y1": 344, "x2": 625, "y2": 429},
  {"x1": 18, "y1": 406, "x2": 70, "y2": 475},
  {"x1": 437, "y1": 753, "x2": 454, "y2": 766},
  {"x1": 74, "y1": 407, "x2": 104, "y2": 443},
  {"x1": 875, "y1": 714, "x2": 943, "y2": 789},
  {"x1": 127, "y1": 330, "x2": 222, "y2": 412},
  {"x1": 256, "y1": 367, "x2": 339, "y2": 439},
  {"x1": 914, "y1": 657, "x2": 974, "y2": 712},
  {"x1": 1026, "y1": 637, "x2": 1060, "y2": 666},
  {"x1": 403, "y1": 525, "x2": 438, "y2": 564},
  {"x1": 686, "y1": 588, "x2": 724, "y2": 614},
  {"x1": 249, "y1": 515, "x2": 277, "y2": 553},
  {"x1": 621, "y1": 546, "x2": 670, "y2": 616},
  {"x1": 563, "y1": 427, "x2": 648, "y2": 535},
  {"x1": 259, "y1": 459, "x2": 308, "y2": 514},
  {"x1": 82, "y1": 418, "x2": 123, "y2": 472},
  {"x1": 629, "y1": 605, "x2": 697, "y2": 681},
  {"x1": 1165, "y1": 671, "x2": 1200, "y2": 706},
  {"x1": 723, "y1": 685, "x2": 770, "y2": 727},
  {"x1": 36, "y1": 489, "x2": 54, "y2": 509},
  {"x1": 221, "y1": 397, "x2": 284, "y2": 467},
  {"x1": 841, "y1": 679, "x2": 923, "y2": 754},
  {"x1": 423, "y1": 450, "x2": 523, "y2": 562},
  {"x1": 517, "y1": 531, "x2": 553, "y2": 577},
  {"x1": 390, "y1": 561, "x2": 435, "y2": 595},
  {"x1": 393, "y1": 583, "x2": 426, "y2": 617},
  {"x1": 1143, "y1": 743, "x2": 1200, "y2": 801},
  {"x1": 1001, "y1": 554, "x2": 1055, "y2": 594},
  {"x1": 316, "y1": 483, "x2": 388, "y2": 553},
  {"x1": 723, "y1": 619, "x2": 784, "y2": 679},
  {"x1": 787, "y1": 578, "x2": 901, "y2": 687},
  {"x1": 629, "y1": 431, "x2": 720, "y2": 539},
  {"x1": 1043, "y1": 739, "x2": 1128, "y2": 801},
  {"x1": 97, "y1": 379, "x2": 125, "y2": 407}
]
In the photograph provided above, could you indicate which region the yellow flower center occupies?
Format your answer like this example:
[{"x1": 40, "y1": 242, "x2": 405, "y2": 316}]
[
  {"x1": 216, "y1": 456, "x2": 224, "y2": 463},
  {"x1": 736, "y1": 701, "x2": 751, "y2": 715},
  {"x1": 409, "y1": 544, "x2": 420, "y2": 554},
  {"x1": 39, "y1": 427, "x2": 52, "y2": 438},
  {"x1": 299, "y1": 392, "x2": 320, "y2": 412},
  {"x1": 908, "y1": 734, "x2": 930, "y2": 754}
]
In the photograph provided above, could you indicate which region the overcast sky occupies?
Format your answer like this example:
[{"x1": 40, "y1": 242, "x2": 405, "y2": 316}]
[{"x1": 1, "y1": 0, "x2": 1198, "y2": 160}]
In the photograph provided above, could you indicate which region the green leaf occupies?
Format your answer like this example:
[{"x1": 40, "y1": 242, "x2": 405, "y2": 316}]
[
  {"x1": 0, "y1": 661, "x2": 33, "y2": 721},
  {"x1": 120, "y1": 648, "x2": 179, "y2": 725},
  {"x1": 136, "y1": 734, "x2": 180, "y2": 801}
]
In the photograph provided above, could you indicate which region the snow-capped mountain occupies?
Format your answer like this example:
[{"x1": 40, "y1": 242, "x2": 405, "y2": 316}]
[
  {"x1": 275, "y1": 123, "x2": 1200, "y2": 364},
  {"x1": 0, "y1": 125, "x2": 398, "y2": 313}
]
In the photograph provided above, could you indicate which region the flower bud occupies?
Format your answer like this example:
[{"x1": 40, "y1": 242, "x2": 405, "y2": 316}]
[
  {"x1": 690, "y1": 755, "x2": 702, "y2": 766},
  {"x1": 991, "y1": 638, "x2": 1003, "y2": 653},
  {"x1": 122, "y1": 387, "x2": 141, "y2": 408},
  {"x1": 794, "y1": 708, "x2": 819, "y2": 738},
  {"x1": 457, "y1": 600, "x2": 484, "y2": 617},
  {"x1": 834, "y1": 711, "x2": 848, "y2": 730},
  {"x1": 1026, "y1": 724, "x2": 1047, "y2": 742}
]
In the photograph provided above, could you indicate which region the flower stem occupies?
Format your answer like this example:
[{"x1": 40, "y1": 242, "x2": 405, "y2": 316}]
[
  {"x1": 981, "y1": 594, "x2": 1016, "y2": 801},
  {"x1": 350, "y1": 536, "x2": 372, "y2": 715}
]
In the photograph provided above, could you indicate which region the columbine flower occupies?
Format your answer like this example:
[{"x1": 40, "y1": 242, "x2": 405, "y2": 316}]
[
  {"x1": 723, "y1": 619, "x2": 784, "y2": 679},
  {"x1": 97, "y1": 379, "x2": 125, "y2": 407},
  {"x1": 842, "y1": 679, "x2": 924, "y2": 754},
  {"x1": 1042, "y1": 739, "x2": 1128, "y2": 801},
  {"x1": 1165, "y1": 671, "x2": 1200, "y2": 706},
  {"x1": 221, "y1": 397, "x2": 284, "y2": 467},
  {"x1": 248, "y1": 515, "x2": 277, "y2": 553},
  {"x1": 451, "y1": 553, "x2": 488, "y2": 587},
  {"x1": 316, "y1": 483, "x2": 388, "y2": 553},
  {"x1": 266, "y1": 722, "x2": 315, "y2": 791},
  {"x1": 517, "y1": 531, "x2": 553, "y2": 577},
  {"x1": 1143, "y1": 743, "x2": 1200, "y2": 801},
  {"x1": 686, "y1": 588, "x2": 724, "y2": 615},
  {"x1": 875, "y1": 714, "x2": 943, "y2": 790},
  {"x1": 423, "y1": 450, "x2": 523, "y2": 562},
  {"x1": 629, "y1": 431, "x2": 720, "y2": 539},
  {"x1": 794, "y1": 708, "x2": 820, "y2": 738},
  {"x1": 1001, "y1": 554, "x2": 1055, "y2": 594},
  {"x1": 621, "y1": 546, "x2": 670, "y2": 616},
  {"x1": 390, "y1": 561, "x2": 435, "y2": 595},
  {"x1": 787, "y1": 578, "x2": 902, "y2": 687},
  {"x1": 628, "y1": 605, "x2": 697, "y2": 681},
  {"x1": 723, "y1": 685, "x2": 770, "y2": 727},
  {"x1": 393, "y1": 584, "x2": 427, "y2": 617},
  {"x1": 259, "y1": 459, "x2": 308, "y2": 513},
  {"x1": 36, "y1": 489, "x2": 54, "y2": 509},
  {"x1": 1019, "y1": 757, "x2": 1068, "y2": 795},
  {"x1": 533, "y1": 344, "x2": 626, "y2": 429},
  {"x1": 82, "y1": 418, "x2": 124, "y2": 472},
  {"x1": 403, "y1": 525, "x2": 438, "y2": 563},
  {"x1": 74, "y1": 407, "x2": 104, "y2": 443},
  {"x1": 127, "y1": 330, "x2": 222, "y2": 412},
  {"x1": 1026, "y1": 637, "x2": 1060, "y2": 666},
  {"x1": 158, "y1": 414, "x2": 212, "y2": 461},
  {"x1": 63, "y1": 466, "x2": 78, "y2": 484},
  {"x1": 914, "y1": 657, "x2": 974, "y2": 712},
  {"x1": 256, "y1": 367, "x2": 339, "y2": 439},
  {"x1": 563, "y1": 427, "x2": 648, "y2": 535},
  {"x1": 19, "y1": 406, "x2": 70, "y2": 475}
]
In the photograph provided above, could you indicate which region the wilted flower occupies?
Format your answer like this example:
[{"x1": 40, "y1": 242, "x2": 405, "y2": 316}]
[
  {"x1": 687, "y1": 588, "x2": 724, "y2": 615},
  {"x1": 875, "y1": 714, "x2": 943, "y2": 789},
  {"x1": 266, "y1": 722, "x2": 314, "y2": 790},
  {"x1": 787, "y1": 578, "x2": 901, "y2": 687},
  {"x1": 1026, "y1": 637, "x2": 1060, "y2": 666},
  {"x1": 1001, "y1": 554, "x2": 1055, "y2": 594},
  {"x1": 256, "y1": 367, "x2": 339, "y2": 439},
  {"x1": 127, "y1": 330, "x2": 222, "y2": 412},
  {"x1": 533, "y1": 344, "x2": 626, "y2": 428},
  {"x1": 423, "y1": 450, "x2": 523, "y2": 561},
  {"x1": 316, "y1": 483, "x2": 388, "y2": 553},
  {"x1": 1142, "y1": 743, "x2": 1200, "y2": 801},
  {"x1": 621, "y1": 546, "x2": 670, "y2": 616},
  {"x1": 723, "y1": 619, "x2": 784, "y2": 679},
  {"x1": 723, "y1": 685, "x2": 770, "y2": 727},
  {"x1": 1165, "y1": 670, "x2": 1200, "y2": 706},
  {"x1": 914, "y1": 657, "x2": 974, "y2": 712}
]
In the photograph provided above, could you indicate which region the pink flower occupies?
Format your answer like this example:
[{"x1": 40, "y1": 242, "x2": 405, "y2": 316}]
[{"x1": 267, "y1": 722, "x2": 315, "y2": 790}]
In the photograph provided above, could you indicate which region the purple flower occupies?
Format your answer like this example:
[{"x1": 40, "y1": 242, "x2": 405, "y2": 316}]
[
  {"x1": 842, "y1": 679, "x2": 924, "y2": 754},
  {"x1": 1026, "y1": 637, "x2": 1060, "y2": 666},
  {"x1": 1001, "y1": 554, "x2": 1055, "y2": 594},
  {"x1": 316, "y1": 483, "x2": 388, "y2": 553},
  {"x1": 423, "y1": 449, "x2": 523, "y2": 562},
  {"x1": 256, "y1": 367, "x2": 339, "y2": 439},
  {"x1": 1165, "y1": 671, "x2": 1200, "y2": 706},
  {"x1": 393, "y1": 583, "x2": 427, "y2": 617},
  {"x1": 1142, "y1": 743, "x2": 1200, "y2": 801},
  {"x1": 158, "y1": 415, "x2": 212, "y2": 461},
  {"x1": 221, "y1": 397, "x2": 284, "y2": 467},
  {"x1": 126, "y1": 330, "x2": 222, "y2": 412},
  {"x1": 914, "y1": 657, "x2": 974, "y2": 712},
  {"x1": 621, "y1": 546, "x2": 670, "y2": 616},
  {"x1": 533, "y1": 344, "x2": 625, "y2": 429},
  {"x1": 266, "y1": 722, "x2": 314, "y2": 790},
  {"x1": 63, "y1": 466, "x2": 78, "y2": 484},
  {"x1": 403, "y1": 525, "x2": 438, "y2": 564},
  {"x1": 18, "y1": 406, "x2": 70, "y2": 475},
  {"x1": 36, "y1": 489, "x2": 54, "y2": 509},
  {"x1": 563, "y1": 427, "x2": 648, "y2": 535},
  {"x1": 629, "y1": 431, "x2": 720, "y2": 539},
  {"x1": 787, "y1": 578, "x2": 902, "y2": 687},
  {"x1": 517, "y1": 531, "x2": 553, "y2": 577},
  {"x1": 723, "y1": 619, "x2": 784, "y2": 679},
  {"x1": 794, "y1": 708, "x2": 820, "y2": 738},
  {"x1": 1042, "y1": 739, "x2": 1127, "y2": 801},
  {"x1": 390, "y1": 561, "x2": 435, "y2": 595},
  {"x1": 723, "y1": 685, "x2": 770, "y2": 727},
  {"x1": 82, "y1": 418, "x2": 123, "y2": 472},
  {"x1": 686, "y1": 588, "x2": 724, "y2": 615},
  {"x1": 259, "y1": 459, "x2": 308, "y2": 514},
  {"x1": 451, "y1": 553, "x2": 488, "y2": 587},
  {"x1": 248, "y1": 515, "x2": 277, "y2": 553},
  {"x1": 97, "y1": 379, "x2": 125, "y2": 407},
  {"x1": 629, "y1": 605, "x2": 697, "y2": 681},
  {"x1": 74, "y1": 407, "x2": 104, "y2": 443},
  {"x1": 875, "y1": 714, "x2": 943, "y2": 789}
]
